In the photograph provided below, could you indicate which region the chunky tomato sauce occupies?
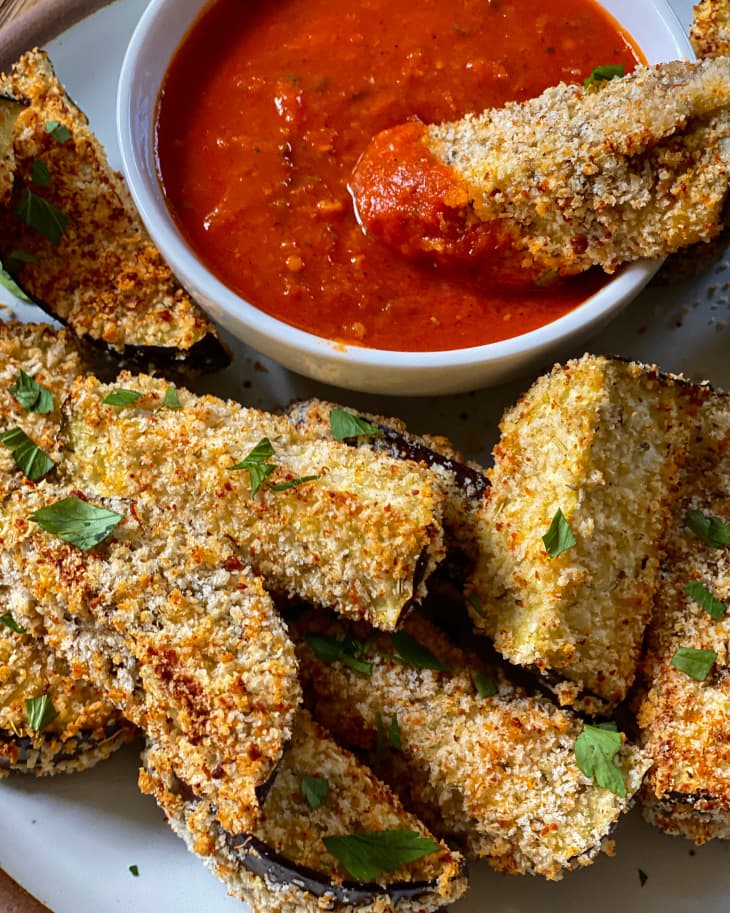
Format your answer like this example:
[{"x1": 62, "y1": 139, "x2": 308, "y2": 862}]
[{"x1": 156, "y1": 0, "x2": 641, "y2": 352}]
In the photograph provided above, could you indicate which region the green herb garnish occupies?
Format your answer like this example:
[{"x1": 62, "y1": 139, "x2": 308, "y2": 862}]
[
  {"x1": 7, "y1": 369, "x2": 54, "y2": 414},
  {"x1": 6, "y1": 249, "x2": 38, "y2": 267},
  {"x1": 329, "y1": 408, "x2": 381, "y2": 442},
  {"x1": 128, "y1": 865, "x2": 139, "y2": 877},
  {"x1": 322, "y1": 830, "x2": 440, "y2": 882},
  {"x1": 230, "y1": 437, "x2": 319, "y2": 497},
  {"x1": 390, "y1": 630, "x2": 450, "y2": 672},
  {"x1": 0, "y1": 612, "x2": 26, "y2": 634},
  {"x1": 268, "y1": 475, "x2": 320, "y2": 491},
  {"x1": 670, "y1": 646, "x2": 717, "y2": 681},
  {"x1": 15, "y1": 189, "x2": 68, "y2": 244},
  {"x1": 542, "y1": 508, "x2": 576, "y2": 558},
  {"x1": 471, "y1": 669, "x2": 498, "y2": 698},
  {"x1": 0, "y1": 261, "x2": 32, "y2": 302},
  {"x1": 584, "y1": 64, "x2": 625, "y2": 88},
  {"x1": 301, "y1": 775, "x2": 329, "y2": 809},
  {"x1": 304, "y1": 632, "x2": 373, "y2": 675},
  {"x1": 25, "y1": 693, "x2": 58, "y2": 731},
  {"x1": 103, "y1": 388, "x2": 142, "y2": 407},
  {"x1": 29, "y1": 495, "x2": 124, "y2": 551},
  {"x1": 31, "y1": 160, "x2": 51, "y2": 187},
  {"x1": 0, "y1": 427, "x2": 55, "y2": 481},
  {"x1": 45, "y1": 120, "x2": 71, "y2": 143},
  {"x1": 388, "y1": 713, "x2": 401, "y2": 750},
  {"x1": 163, "y1": 385, "x2": 181, "y2": 409},
  {"x1": 467, "y1": 592, "x2": 485, "y2": 616},
  {"x1": 574, "y1": 722, "x2": 626, "y2": 797},
  {"x1": 685, "y1": 580, "x2": 727, "y2": 620},
  {"x1": 684, "y1": 509, "x2": 730, "y2": 547},
  {"x1": 638, "y1": 869, "x2": 648, "y2": 888}
]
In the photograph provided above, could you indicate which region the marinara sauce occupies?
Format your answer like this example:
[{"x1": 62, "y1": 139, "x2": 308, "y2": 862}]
[{"x1": 156, "y1": 0, "x2": 641, "y2": 351}]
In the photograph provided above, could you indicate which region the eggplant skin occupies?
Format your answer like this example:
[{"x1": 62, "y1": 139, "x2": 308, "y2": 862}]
[{"x1": 0, "y1": 723, "x2": 134, "y2": 777}]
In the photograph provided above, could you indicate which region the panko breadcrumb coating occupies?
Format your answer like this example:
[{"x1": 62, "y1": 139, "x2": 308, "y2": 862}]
[
  {"x1": 637, "y1": 391, "x2": 730, "y2": 843},
  {"x1": 294, "y1": 610, "x2": 649, "y2": 881},
  {"x1": 0, "y1": 483, "x2": 300, "y2": 834},
  {"x1": 140, "y1": 710, "x2": 468, "y2": 913},
  {"x1": 692, "y1": 0, "x2": 730, "y2": 57},
  {"x1": 59, "y1": 373, "x2": 446, "y2": 630},
  {"x1": 351, "y1": 57, "x2": 730, "y2": 279},
  {"x1": 0, "y1": 50, "x2": 229, "y2": 370},
  {"x1": 0, "y1": 96, "x2": 23, "y2": 206}
]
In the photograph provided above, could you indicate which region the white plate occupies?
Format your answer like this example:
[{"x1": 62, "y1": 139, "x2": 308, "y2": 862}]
[{"x1": 1, "y1": 0, "x2": 730, "y2": 911}]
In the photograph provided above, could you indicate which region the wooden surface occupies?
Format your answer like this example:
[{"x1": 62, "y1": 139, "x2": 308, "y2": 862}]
[{"x1": 0, "y1": 0, "x2": 59, "y2": 906}]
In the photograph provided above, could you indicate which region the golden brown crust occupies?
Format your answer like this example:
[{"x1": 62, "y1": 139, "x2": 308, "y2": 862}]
[
  {"x1": 691, "y1": 0, "x2": 730, "y2": 58},
  {"x1": 0, "y1": 50, "x2": 228, "y2": 367}
]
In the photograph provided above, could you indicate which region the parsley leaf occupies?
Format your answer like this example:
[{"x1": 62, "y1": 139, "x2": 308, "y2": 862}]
[
  {"x1": 31, "y1": 159, "x2": 51, "y2": 187},
  {"x1": 268, "y1": 475, "x2": 320, "y2": 491},
  {"x1": 15, "y1": 189, "x2": 68, "y2": 244},
  {"x1": 329, "y1": 408, "x2": 382, "y2": 442},
  {"x1": 163, "y1": 385, "x2": 181, "y2": 409},
  {"x1": 25, "y1": 693, "x2": 58, "y2": 731},
  {"x1": 301, "y1": 775, "x2": 329, "y2": 809},
  {"x1": 0, "y1": 612, "x2": 26, "y2": 634},
  {"x1": 45, "y1": 120, "x2": 72, "y2": 143},
  {"x1": 0, "y1": 427, "x2": 55, "y2": 481},
  {"x1": 388, "y1": 713, "x2": 401, "y2": 749},
  {"x1": 323, "y1": 830, "x2": 440, "y2": 882},
  {"x1": 390, "y1": 630, "x2": 450, "y2": 672},
  {"x1": 103, "y1": 388, "x2": 142, "y2": 407},
  {"x1": 574, "y1": 722, "x2": 627, "y2": 797},
  {"x1": 230, "y1": 437, "x2": 318, "y2": 496},
  {"x1": 638, "y1": 869, "x2": 648, "y2": 888},
  {"x1": 467, "y1": 592, "x2": 485, "y2": 616},
  {"x1": 684, "y1": 509, "x2": 730, "y2": 547},
  {"x1": 128, "y1": 864, "x2": 139, "y2": 877},
  {"x1": 584, "y1": 64, "x2": 625, "y2": 88},
  {"x1": 670, "y1": 646, "x2": 717, "y2": 681},
  {"x1": 471, "y1": 669, "x2": 498, "y2": 698},
  {"x1": 542, "y1": 508, "x2": 576, "y2": 558},
  {"x1": 6, "y1": 249, "x2": 38, "y2": 268},
  {"x1": 0, "y1": 260, "x2": 32, "y2": 302},
  {"x1": 7, "y1": 369, "x2": 54, "y2": 414},
  {"x1": 30, "y1": 495, "x2": 124, "y2": 551},
  {"x1": 685, "y1": 580, "x2": 727, "y2": 620},
  {"x1": 304, "y1": 632, "x2": 373, "y2": 675}
]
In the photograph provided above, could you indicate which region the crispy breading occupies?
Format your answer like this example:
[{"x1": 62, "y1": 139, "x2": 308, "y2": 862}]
[
  {"x1": 140, "y1": 710, "x2": 468, "y2": 913},
  {"x1": 0, "y1": 96, "x2": 23, "y2": 206},
  {"x1": 692, "y1": 0, "x2": 730, "y2": 57},
  {"x1": 0, "y1": 50, "x2": 229, "y2": 370},
  {"x1": 0, "y1": 320, "x2": 135, "y2": 775},
  {"x1": 294, "y1": 610, "x2": 649, "y2": 881},
  {"x1": 637, "y1": 392, "x2": 730, "y2": 843},
  {"x1": 58, "y1": 374, "x2": 446, "y2": 630},
  {"x1": 0, "y1": 483, "x2": 300, "y2": 833},
  {"x1": 351, "y1": 58, "x2": 730, "y2": 279},
  {"x1": 467, "y1": 355, "x2": 705, "y2": 708}
]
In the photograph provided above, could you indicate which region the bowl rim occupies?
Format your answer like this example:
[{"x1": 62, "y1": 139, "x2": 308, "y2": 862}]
[{"x1": 117, "y1": 0, "x2": 693, "y2": 373}]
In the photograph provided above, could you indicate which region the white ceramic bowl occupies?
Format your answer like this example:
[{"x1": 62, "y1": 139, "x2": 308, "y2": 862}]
[{"x1": 117, "y1": 0, "x2": 692, "y2": 396}]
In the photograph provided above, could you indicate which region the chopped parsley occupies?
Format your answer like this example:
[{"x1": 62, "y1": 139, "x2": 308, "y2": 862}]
[
  {"x1": 301, "y1": 775, "x2": 329, "y2": 809},
  {"x1": 471, "y1": 669, "x2": 498, "y2": 698},
  {"x1": 7, "y1": 369, "x2": 54, "y2": 414},
  {"x1": 638, "y1": 868, "x2": 648, "y2": 888},
  {"x1": 0, "y1": 427, "x2": 55, "y2": 481},
  {"x1": 684, "y1": 509, "x2": 730, "y2": 547},
  {"x1": 574, "y1": 722, "x2": 626, "y2": 797},
  {"x1": 29, "y1": 495, "x2": 124, "y2": 551},
  {"x1": 322, "y1": 830, "x2": 440, "y2": 882},
  {"x1": 128, "y1": 864, "x2": 140, "y2": 877},
  {"x1": 375, "y1": 709, "x2": 401, "y2": 757},
  {"x1": 304, "y1": 632, "x2": 373, "y2": 675},
  {"x1": 102, "y1": 388, "x2": 143, "y2": 407},
  {"x1": 6, "y1": 249, "x2": 38, "y2": 268},
  {"x1": 31, "y1": 159, "x2": 51, "y2": 187},
  {"x1": 0, "y1": 260, "x2": 32, "y2": 302},
  {"x1": 25, "y1": 693, "x2": 58, "y2": 732},
  {"x1": 542, "y1": 508, "x2": 576, "y2": 558},
  {"x1": 389, "y1": 630, "x2": 450, "y2": 672},
  {"x1": 670, "y1": 646, "x2": 717, "y2": 682},
  {"x1": 15, "y1": 188, "x2": 68, "y2": 244},
  {"x1": 0, "y1": 612, "x2": 26, "y2": 634},
  {"x1": 388, "y1": 713, "x2": 401, "y2": 750},
  {"x1": 584, "y1": 64, "x2": 625, "y2": 88},
  {"x1": 45, "y1": 120, "x2": 72, "y2": 143},
  {"x1": 467, "y1": 592, "x2": 485, "y2": 616},
  {"x1": 163, "y1": 385, "x2": 181, "y2": 409},
  {"x1": 685, "y1": 580, "x2": 727, "y2": 620},
  {"x1": 230, "y1": 437, "x2": 319, "y2": 497},
  {"x1": 329, "y1": 408, "x2": 381, "y2": 442}
]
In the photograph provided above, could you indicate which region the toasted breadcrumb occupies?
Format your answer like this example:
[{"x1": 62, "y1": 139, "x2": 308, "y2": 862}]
[
  {"x1": 0, "y1": 96, "x2": 23, "y2": 206},
  {"x1": 140, "y1": 710, "x2": 467, "y2": 913},
  {"x1": 692, "y1": 0, "x2": 730, "y2": 57},
  {"x1": 0, "y1": 50, "x2": 228, "y2": 369}
]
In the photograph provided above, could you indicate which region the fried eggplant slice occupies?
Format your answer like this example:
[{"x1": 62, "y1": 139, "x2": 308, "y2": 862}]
[
  {"x1": 0, "y1": 94, "x2": 24, "y2": 206},
  {"x1": 350, "y1": 58, "x2": 730, "y2": 280},
  {"x1": 692, "y1": 0, "x2": 730, "y2": 57},
  {"x1": 140, "y1": 710, "x2": 468, "y2": 913},
  {"x1": 637, "y1": 391, "x2": 730, "y2": 843},
  {"x1": 0, "y1": 50, "x2": 229, "y2": 371},
  {"x1": 294, "y1": 610, "x2": 649, "y2": 880},
  {"x1": 467, "y1": 355, "x2": 703, "y2": 708},
  {"x1": 58, "y1": 374, "x2": 446, "y2": 630},
  {"x1": 0, "y1": 483, "x2": 300, "y2": 834}
]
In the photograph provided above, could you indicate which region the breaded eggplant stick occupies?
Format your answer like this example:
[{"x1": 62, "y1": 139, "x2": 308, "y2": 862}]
[
  {"x1": 350, "y1": 58, "x2": 730, "y2": 280},
  {"x1": 467, "y1": 355, "x2": 704, "y2": 708},
  {"x1": 637, "y1": 392, "x2": 730, "y2": 843},
  {"x1": 0, "y1": 483, "x2": 300, "y2": 834},
  {"x1": 58, "y1": 374, "x2": 446, "y2": 630},
  {"x1": 0, "y1": 321, "x2": 135, "y2": 774},
  {"x1": 294, "y1": 610, "x2": 649, "y2": 881},
  {"x1": 692, "y1": 0, "x2": 730, "y2": 57},
  {"x1": 0, "y1": 50, "x2": 229, "y2": 371},
  {"x1": 0, "y1": 95, "x2": 23, "y2": 205},
  {"x1": 140, "y1": 710, "x2": 468, "y2": 913}
]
